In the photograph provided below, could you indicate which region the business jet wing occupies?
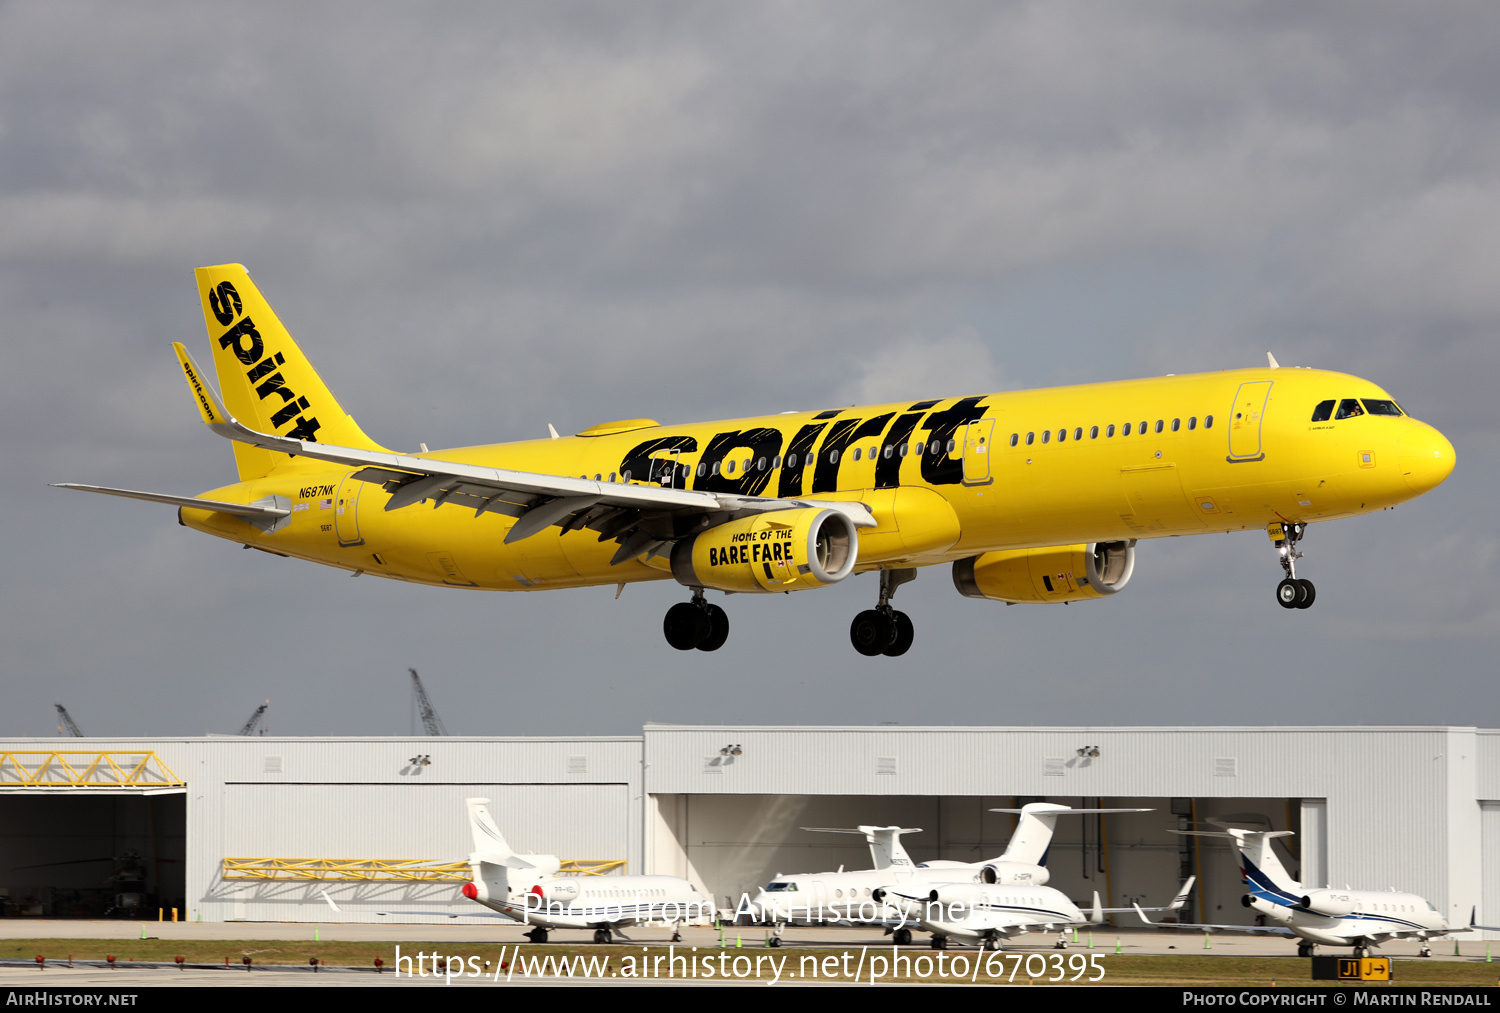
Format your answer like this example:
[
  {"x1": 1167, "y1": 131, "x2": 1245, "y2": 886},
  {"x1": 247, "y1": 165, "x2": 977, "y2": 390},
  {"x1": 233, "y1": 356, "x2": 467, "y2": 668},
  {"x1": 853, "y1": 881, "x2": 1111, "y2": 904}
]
[
  {"x1": 1092, "y1": 876, "x2": 1197, "y2": 915},
  {"x1": 319, "y1": 889, "x2": 518, "y2": 922},
  {"x1": 1132, "y1": 902, "x2": 1293, "y2": 936},
  {"x1": 173, "y1": 343, "x2": 873, "y2": 558}
]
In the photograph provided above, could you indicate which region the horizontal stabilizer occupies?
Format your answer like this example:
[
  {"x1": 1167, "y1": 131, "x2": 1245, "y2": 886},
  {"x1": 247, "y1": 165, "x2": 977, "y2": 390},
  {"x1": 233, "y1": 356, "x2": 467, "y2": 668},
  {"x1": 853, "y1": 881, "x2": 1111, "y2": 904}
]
[{"x1": 52, "y1": 484, "x2": 290, "y2": 519}]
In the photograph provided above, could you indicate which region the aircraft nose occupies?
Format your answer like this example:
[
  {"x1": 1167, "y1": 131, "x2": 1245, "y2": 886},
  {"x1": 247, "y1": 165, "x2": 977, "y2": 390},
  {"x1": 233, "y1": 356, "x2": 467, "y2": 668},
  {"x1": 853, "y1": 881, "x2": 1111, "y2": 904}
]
[{"x1": 1397, "y1": 422, "x2": 1456, "y2": 495}]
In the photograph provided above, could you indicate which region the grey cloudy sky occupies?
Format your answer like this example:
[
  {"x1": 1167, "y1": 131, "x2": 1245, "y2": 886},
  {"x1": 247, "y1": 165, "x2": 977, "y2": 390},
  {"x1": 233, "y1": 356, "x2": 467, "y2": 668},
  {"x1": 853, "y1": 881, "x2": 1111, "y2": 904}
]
[{"x1": 2, "y1": 2, "x2": 1496, "y2": 737}]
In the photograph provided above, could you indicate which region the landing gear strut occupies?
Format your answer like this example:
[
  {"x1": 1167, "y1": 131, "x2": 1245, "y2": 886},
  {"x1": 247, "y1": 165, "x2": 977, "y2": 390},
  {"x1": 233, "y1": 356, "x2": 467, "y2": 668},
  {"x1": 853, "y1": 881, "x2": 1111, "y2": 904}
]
[
  {"x1": 850, "y1": 569, "x2": 916, "y2": 657},
  {"x1": 1271, "y1": 522, "x2": 1316, "y2": 610},
  {"x1": 664, "y1": 588, "x2": 730, "y2": 651}
]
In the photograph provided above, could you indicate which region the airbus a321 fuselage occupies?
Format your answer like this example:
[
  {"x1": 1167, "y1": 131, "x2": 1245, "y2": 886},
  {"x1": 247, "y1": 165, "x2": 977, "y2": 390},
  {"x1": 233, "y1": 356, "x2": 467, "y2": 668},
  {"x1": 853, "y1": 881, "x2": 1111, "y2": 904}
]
[{"x1": 60, "y1": 264, "x2": 1456, "y2": 655}]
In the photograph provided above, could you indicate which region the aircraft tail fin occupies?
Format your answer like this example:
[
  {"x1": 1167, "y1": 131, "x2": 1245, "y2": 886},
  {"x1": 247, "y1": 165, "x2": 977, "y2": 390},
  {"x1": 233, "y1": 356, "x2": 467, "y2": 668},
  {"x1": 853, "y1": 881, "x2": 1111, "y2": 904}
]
[
  {"x1": 861, "y1": 826, "x2": 919, "y2": 872},
  {"x1": 991, "y1": 803, "x2": 1151, "y2": 867},
  {"x1": 465, "y1": 797, "x2": 516, "y2": 863},
  {"x1": 1173, "y1": 829, "x2": 1301, "y2": 901},
  {"x1": 802, "y1": 826, "x2": 922, "y2": 872},
  {"x1": 192, "y1": 264, "x2": 387, "y2": 480}
]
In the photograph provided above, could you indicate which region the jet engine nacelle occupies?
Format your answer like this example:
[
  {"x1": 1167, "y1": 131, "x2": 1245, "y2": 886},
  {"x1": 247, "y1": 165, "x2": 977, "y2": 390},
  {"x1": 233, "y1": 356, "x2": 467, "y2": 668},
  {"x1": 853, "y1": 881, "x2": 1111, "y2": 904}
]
[
  {"x1": 952, "y1": 540, "x2": 1135, "y2": 604},
  {"x1": 524, "y1": 878, "x2": 583, "y2": 907},
  {"x1": 671, "y1": 508, "x2": 858, "y2": 593},
  {"x1": 1297, "y1": 890, "x2": 1356, "y2": 916},
  {"x1": 979, "y1": 862, "x2": 1049, "y2": 886}
]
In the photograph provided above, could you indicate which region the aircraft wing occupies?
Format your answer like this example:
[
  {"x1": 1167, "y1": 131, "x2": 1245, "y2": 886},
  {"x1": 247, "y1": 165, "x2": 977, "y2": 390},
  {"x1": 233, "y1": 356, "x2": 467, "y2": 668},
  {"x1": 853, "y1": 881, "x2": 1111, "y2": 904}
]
[
  {"x1": 1094, "y1": 876, "x2": 1197, "y2": 915},
  {"x1": 319, "y1": 889, "x2": 518, "y2": 923},
  {"x1": 1132, "y1": 902, "x2": 1293, "y2": 936},
  {"x1": 174, "y1": 344, "x2": 873, "y2": 559}
]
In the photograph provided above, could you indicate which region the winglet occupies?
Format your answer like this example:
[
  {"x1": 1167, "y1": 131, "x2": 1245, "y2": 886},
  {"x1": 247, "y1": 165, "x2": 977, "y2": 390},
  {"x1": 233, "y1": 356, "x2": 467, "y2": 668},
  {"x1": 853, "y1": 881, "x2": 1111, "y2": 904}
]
[
  {"x1": 1267, "y1": 352, "x2": 1280, "y2": 369},
  {"x1": 1089, "y1": 890, "x2": 1104, "y2": 925},
  {"x1": 173, "y1": 342, "x2": 232, "y2": 429},
  {"x1": 1133, "y1": 901, "x2": 1161, "y2": 926},
  {"x1": 1168, "y1": 876, "x2": 1197, "y2": 911}
]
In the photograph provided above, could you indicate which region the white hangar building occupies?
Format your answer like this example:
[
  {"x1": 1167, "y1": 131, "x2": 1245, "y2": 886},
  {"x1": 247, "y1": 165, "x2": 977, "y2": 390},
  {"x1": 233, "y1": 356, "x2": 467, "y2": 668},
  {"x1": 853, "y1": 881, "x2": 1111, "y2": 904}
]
[{"x1": 2, "y1": 725, "x2": 1498, "y2": 938}]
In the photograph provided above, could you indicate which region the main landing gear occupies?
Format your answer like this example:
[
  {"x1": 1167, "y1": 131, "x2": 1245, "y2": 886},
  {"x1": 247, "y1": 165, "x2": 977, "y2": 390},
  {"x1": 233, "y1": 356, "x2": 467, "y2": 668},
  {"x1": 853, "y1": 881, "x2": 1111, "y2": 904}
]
[
  {"x1": 525, "y1": 927, "x2": 549, "y2": 944},
  {"x1": 663, "y1": 588, "x2": 730, "y2": 651},
  {"x1": 1271, "y1": 522, "x2": 1316, "y2": 610},
  {"x1": 1297, "y1": 942, "x2": 1314, "y2": 958},
  {"x1": 592, "y1": 927, "x2": 613, "y2": 944},
  {"x1": 850, "y1": 569, "x2": 917, "y2": 657},
  {"x1": 892, "y1": 928, "x2": 913, "y2": 946}
]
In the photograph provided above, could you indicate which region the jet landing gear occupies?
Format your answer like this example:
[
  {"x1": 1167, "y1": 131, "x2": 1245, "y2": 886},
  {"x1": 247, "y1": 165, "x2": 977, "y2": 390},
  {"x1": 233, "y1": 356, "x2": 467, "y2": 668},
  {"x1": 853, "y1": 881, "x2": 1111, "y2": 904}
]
[
  {"x1": 663, "y1": 588, "x2": 729, "y2": 651},
  {"x1": 525, "y1": 927, "x2": 550, "y2": 944},
  {"x1": 1297, "y1": 942, "x2": 1314, "y2": 958},
  {"x1": 1270, "y1": 522, "x2": 1316, "y2": 610},
  {"x1": 592, "y1": 927, "x2": 613, "y2": 944},
  {"x1": 850, "y1": 569, "x2": 916, "y2": 657}
]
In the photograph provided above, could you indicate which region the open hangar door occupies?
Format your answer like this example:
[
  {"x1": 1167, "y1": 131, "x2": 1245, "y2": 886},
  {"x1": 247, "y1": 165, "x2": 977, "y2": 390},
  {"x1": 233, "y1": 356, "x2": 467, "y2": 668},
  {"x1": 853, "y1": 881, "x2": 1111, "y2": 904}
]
[
  {"x1": 0, "y1": 793, "x2": 186, "y2": 918},
  {"x1": 655, "y1": 793, "x2": 1303, "y2": 926}
]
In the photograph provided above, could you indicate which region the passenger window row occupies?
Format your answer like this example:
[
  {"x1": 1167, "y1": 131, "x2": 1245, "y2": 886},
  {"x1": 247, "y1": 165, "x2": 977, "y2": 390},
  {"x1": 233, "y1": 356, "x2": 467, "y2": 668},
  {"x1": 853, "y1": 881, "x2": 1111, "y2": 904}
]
[
  {"x1": 1310, "y1": 398, "x2": 1403, "y2": 422},
  {"x1": 1007, "y1": 416, "x2": 1214, "y2": 448}
]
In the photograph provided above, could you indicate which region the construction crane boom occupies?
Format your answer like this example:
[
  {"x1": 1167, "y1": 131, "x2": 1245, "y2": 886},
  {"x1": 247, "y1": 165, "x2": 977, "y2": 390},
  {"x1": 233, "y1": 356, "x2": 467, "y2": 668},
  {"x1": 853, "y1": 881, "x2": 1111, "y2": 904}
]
[
  {"x1": 238, "y1": 701, "x2": 269, "y2": 736},
  {"x1": 409, "y1": 668, "x2": 448, "y2": 736},
  {"x1": 54, "y1": 703, "x2": 83, "y2": 737}
]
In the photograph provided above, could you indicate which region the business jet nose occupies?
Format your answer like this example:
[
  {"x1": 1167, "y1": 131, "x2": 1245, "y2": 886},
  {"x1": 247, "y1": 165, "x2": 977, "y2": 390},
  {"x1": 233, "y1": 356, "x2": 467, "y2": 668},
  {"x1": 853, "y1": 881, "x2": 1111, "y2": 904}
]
[{"x1": 1398, "y1": 422, "x2": 1456, "y2": 495}]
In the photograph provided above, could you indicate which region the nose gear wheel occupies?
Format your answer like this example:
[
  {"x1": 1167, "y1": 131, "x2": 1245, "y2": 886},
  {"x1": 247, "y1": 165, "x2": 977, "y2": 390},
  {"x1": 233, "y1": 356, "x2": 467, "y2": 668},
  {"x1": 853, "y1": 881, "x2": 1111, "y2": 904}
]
[{"x1": 1270, "y1": 523, "x2": 1316, "y2": 609}]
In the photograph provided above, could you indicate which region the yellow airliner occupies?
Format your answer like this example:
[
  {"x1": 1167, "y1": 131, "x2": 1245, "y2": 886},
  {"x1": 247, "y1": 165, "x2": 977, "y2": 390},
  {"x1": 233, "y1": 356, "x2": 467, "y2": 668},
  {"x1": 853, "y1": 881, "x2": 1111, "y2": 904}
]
[{"x1": 59, "y1": 264, "x2": 1455, "y2": 656}]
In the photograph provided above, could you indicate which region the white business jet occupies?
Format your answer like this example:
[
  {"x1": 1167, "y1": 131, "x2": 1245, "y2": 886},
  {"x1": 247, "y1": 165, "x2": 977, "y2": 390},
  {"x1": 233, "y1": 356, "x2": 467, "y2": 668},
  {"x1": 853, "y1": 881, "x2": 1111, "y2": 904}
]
[
  {"x1": 1135, "y1": 827, "x2": 1454, "y2": 958},
  {"x1": 460, "y1": 797, "x2": 710, "y2": 944},
  {"x1": 752, "y1": 802, "x2": 1164, "y2": 946},
  {"x1": 881, "y1": 874, "x2": 1195, "y2": 951}
]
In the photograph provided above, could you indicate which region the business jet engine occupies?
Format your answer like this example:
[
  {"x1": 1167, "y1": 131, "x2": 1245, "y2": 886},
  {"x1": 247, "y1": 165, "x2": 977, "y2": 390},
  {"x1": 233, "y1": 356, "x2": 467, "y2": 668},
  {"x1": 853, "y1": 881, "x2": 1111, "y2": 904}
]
[
  {"x1": 1295, "y1": 890, "x2": 1357, "y2": 916},
  {"x1": 671, "y1": 508, "x2": 858, "y2": 593},
  {"x1": 952, "y1": 541, "x2": 1135, "y2": 604}
]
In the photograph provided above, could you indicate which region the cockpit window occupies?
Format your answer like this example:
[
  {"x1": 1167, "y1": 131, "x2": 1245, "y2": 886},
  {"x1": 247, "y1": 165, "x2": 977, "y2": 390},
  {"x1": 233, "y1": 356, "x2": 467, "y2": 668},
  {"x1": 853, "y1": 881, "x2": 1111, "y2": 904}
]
[
  {"x1": 1335, "y1": 398, "x2": 1365, "y2": 420},
  {"x1": 765, "y1": 882, "x2": 798, "y2": 892},
  {"x1": 1310, "y1": 400, "x2": 1335, "y2": 422},
  {"x1": 1361, "y1": 399, "x2": 1403, "y2": 417}
]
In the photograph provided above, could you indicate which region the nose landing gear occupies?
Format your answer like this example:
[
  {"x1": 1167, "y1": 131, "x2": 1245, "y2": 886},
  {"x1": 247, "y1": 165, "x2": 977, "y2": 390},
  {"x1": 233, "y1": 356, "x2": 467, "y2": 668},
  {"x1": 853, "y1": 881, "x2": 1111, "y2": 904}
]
[
  {"x1": 1270, "y1": 522, "x2": 1316, "y2": 610},
  {"x1": 664, "y1": 588, "x2": 730, "y2": 651},
  {"x1": 850, "y1": 569, "x2": 916, "y2": 657}
]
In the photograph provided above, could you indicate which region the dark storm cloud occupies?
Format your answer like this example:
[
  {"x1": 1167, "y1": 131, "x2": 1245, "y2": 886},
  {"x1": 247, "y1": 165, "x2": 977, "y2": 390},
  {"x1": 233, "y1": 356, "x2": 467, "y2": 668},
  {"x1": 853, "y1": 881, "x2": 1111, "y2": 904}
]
[{"x1": 1, "y1": 2, "x2": 1496, "y2": 737}]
